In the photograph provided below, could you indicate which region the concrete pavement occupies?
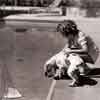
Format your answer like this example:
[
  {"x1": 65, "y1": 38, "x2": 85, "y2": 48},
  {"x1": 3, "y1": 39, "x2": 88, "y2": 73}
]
[{"x1": 0, "y1": 16, "x2": 100, "y2": 100}]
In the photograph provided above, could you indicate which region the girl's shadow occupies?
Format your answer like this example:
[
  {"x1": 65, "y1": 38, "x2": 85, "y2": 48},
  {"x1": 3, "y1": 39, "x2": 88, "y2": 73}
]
[
  {"x1": 61, "y1": 68, "x2": 100, "y2": 86},
  {"x1": 61, "y1": 75, "x2": 97, "y2": 86},
  {"x1": 79, "y1": 76, "x2": 97, "y2": 86},
  {"x1": 79, "y1": 68, "x2": 100, "y2": 86},
  {"x1": 88, "y1": 68, "x2": 100, "y2": 78}
]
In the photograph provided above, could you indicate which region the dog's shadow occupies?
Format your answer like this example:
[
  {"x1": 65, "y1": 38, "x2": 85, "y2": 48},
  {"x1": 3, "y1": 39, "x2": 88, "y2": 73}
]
[{"x1": 61, "y1": 68, "x2": 100, "y2": 86}]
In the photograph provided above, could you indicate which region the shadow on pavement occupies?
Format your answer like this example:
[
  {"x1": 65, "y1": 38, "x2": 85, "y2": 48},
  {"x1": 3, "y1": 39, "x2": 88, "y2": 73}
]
[
  {"x1": 88, "y1": 68, "x2": 100, "y2": 75},
  {"x1": 60, "y1": 68, "x2": 100, "y2": 86},
  {"x1": 61, "y1": 75, "x2": 98, "y2": 86},
  {"x1": 79, "y1": 76, "x2": 98, "y2": 86},
  {"x1": 87, "y1": 68, "x2": 100, "y2": 78}
]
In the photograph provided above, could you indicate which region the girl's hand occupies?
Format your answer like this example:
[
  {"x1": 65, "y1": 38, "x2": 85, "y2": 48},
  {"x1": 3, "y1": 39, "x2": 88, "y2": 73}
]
[{"x1": 63, "y1": 48, "x2": 72, "y2": 54}]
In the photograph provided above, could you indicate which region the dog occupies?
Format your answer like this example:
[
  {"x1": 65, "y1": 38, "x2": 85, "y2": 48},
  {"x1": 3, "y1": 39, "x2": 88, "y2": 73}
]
[
  {"x1": 44, "y1": 51, "x2": 69, "y2": 78},
  {"x1": 44, "y1": 51, "x2": 90, "y2": 79}
]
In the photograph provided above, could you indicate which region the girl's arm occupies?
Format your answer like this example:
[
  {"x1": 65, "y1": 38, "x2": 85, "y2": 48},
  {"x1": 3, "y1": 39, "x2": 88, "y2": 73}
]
[
  {"x1": 63, "y1": 32, "x2": 88, "y2": 54},
  {"x1": 63, "y1": 44, "x2": 88, "y2": 54}
]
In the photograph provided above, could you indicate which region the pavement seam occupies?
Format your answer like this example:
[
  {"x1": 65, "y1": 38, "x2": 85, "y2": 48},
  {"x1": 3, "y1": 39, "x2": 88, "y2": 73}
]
[{"x1": 46, "y1": 79, "x2": 57, "y2": 100}]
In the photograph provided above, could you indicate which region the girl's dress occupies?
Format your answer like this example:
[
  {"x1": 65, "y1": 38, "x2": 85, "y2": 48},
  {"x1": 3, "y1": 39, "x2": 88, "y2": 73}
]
[{"x1": 64, "y1": 31, "x2": 99, "y2": 64}]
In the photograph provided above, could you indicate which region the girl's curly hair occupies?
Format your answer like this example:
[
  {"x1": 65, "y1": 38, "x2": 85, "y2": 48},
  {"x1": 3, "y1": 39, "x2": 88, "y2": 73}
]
[{"x1": 57, "y1": 20, "x2": 79, "y2": 37}]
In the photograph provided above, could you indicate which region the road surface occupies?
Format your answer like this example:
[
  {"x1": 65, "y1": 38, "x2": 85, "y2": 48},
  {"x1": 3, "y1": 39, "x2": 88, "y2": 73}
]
[{"x1": 0, "y1": 17, "x2": 100, "y2": 100}]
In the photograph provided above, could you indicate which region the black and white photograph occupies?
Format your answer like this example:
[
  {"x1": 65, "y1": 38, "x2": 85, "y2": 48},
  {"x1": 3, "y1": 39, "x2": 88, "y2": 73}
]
[{"x1": 0, "y1": 0, "x2": 100, "y2": 100}]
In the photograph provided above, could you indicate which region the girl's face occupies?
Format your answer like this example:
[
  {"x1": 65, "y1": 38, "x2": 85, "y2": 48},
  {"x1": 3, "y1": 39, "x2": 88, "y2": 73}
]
[
  {"x1": 63, "y1": 32, "x2": 75, "y2": 39},
  {"x1": 67, "y1": 34, "x2": 74, "y2": 40}
]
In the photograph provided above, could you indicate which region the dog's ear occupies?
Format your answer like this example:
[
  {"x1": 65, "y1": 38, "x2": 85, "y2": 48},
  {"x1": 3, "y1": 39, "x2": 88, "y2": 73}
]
[{"x1": 44, "y1": 64, "x2": 52, "y2": 77}]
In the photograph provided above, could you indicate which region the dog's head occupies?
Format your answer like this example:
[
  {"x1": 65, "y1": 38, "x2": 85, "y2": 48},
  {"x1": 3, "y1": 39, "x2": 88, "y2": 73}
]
[{"x1": 44, "y1": 64, "x2": 58, "y2": 78}]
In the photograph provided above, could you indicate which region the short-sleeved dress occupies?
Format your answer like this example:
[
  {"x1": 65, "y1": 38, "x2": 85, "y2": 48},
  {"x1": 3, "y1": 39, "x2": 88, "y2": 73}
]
[{"x1": 64, "y1": 31, "x2": 96, "y2": 64}]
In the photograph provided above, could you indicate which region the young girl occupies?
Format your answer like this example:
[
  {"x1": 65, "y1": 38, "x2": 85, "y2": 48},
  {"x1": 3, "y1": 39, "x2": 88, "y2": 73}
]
[
  {"x1": 56, "y1": 19, "x2": 94, "y2": 87},
  {"x1": 44, "y1": 20, "x2": 97, "y2": 87}
]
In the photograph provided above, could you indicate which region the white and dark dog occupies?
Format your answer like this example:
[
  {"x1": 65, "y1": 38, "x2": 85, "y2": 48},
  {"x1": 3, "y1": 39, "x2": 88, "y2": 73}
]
[{"x1": 44, "y1": 51, "x2": 88, "y2": 79}]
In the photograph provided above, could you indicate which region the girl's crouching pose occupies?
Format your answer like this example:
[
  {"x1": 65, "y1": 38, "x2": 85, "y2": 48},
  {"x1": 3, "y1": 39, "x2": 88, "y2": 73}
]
[{"x1": 44, "y1": 20, "x2": 98, "y2": 87}]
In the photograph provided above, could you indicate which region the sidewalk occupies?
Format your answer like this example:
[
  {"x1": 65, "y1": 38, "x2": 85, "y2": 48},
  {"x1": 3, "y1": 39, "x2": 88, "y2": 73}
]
[
  {"x1": 4, "y1": 13, "x2": 100, "y2": 22},
  {"x1": 4, "y1": 14, "x2": 100, "y2": 36},
  {"x1": 0, "y1": 6, "x2": 44, "y2": 11},
  {"x1": 53, "y1": 78, "x2": 100, "y2": 100}
]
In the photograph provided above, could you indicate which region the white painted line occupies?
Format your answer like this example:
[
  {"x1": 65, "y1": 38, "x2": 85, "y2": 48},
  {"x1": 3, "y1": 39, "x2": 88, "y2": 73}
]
[{"x1": 46, "y1": 79, "x2": 57, "y2": 100}]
